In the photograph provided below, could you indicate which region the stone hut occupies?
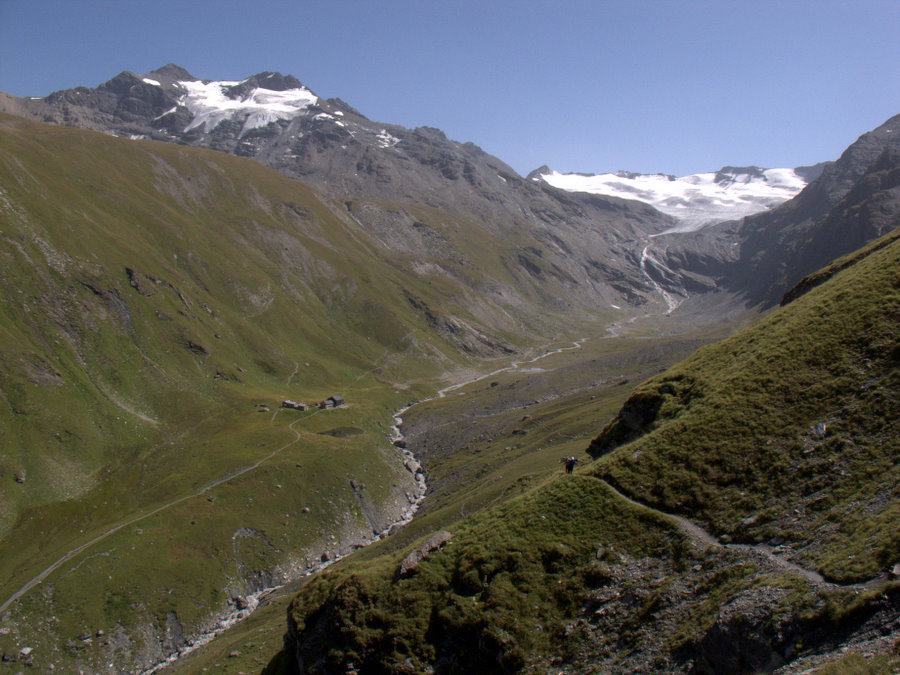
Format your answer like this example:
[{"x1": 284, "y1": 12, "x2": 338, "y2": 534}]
[{"x1": 319, "y1": 395, "x2": 345, "y2": 409}]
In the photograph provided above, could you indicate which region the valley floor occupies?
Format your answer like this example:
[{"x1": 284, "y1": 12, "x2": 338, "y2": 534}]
[{"x1": 151, "y1": 311, "x2": 742, "y2": 673}]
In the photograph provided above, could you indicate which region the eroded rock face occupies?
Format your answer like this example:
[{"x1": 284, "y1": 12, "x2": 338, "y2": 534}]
[
  {"x1": 653, "y1": 114, "x2": 900, "y2": 308},
  {"x1": 588, "y1": 374, "x2": 702, "y2": 458},
  {"x1": 687, "y1": 587, "x2": 792, "y2": 674},
  {"x1": 587, "y1": 390, "x2": 663, "y2": 457}
]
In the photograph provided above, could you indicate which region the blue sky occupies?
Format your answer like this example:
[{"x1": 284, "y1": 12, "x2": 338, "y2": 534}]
[{"x1": 1, "y1": 0, "x2": 897, "y2": 176}]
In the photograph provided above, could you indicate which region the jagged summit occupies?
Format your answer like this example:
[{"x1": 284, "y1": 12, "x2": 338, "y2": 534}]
[{"x1": 145, "y1": 63, "x2": 197, "y2": 85}]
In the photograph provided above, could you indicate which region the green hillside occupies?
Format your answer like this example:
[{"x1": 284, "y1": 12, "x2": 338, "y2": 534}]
[
  {"x1": 593, "y1": 228, "x2": 900, "y2": 583},
  {"x1": 2, "y1": 109, "x2": 895, "y2": 673},
  {"x1": 0, "y1": 113, "x2": 617, "y2": 672},
  {"x1": 279, "y1": 230, "x2": 899, "y2": 673}
]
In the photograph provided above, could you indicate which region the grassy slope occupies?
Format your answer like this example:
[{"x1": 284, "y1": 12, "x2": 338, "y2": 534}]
[
  {"x1": 0, "y1": 115, "x2": 412, "y2": 670},
  {"x1": 159, "y1": 325, "x2": 719, "y2": 674},
  {"x1": 289, "y1": 476, "x2": 688, "y2": 674},
  {"x1": 278, "y1": 230, "x2": 898, "y2": 674},
  {"x1": 0, "y1": 113, "x2": 612, "y2": 671},
  {"x1": 593, "y1": 229, "x2": 899, "y2": 583},
  {"x1": 274, "y1": 335, "x2": 752, "y2": 673}
]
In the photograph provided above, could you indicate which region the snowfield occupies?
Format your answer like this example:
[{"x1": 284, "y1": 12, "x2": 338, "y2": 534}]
[
  {"x1": 538, "y1": 166, "x2": 807, "y2": 232},
  {"x1": 178, "y1": 79, "x2": 318, "y2": 137}
]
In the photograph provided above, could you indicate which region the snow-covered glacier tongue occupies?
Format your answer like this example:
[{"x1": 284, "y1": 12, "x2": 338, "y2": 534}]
[{"x1": 535, "y1": 166, "x2": 808, "y2": 233}]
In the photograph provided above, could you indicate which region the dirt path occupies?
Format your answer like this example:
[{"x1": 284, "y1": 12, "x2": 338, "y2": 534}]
[
  {"x1": 597, "y1": 478, "x2": 882, "y2": 590},
  {"x1": 0, "y1": 417, "x2": 309, "y2": 617},
  {"x1": 600, "y1": 478, "x2": 720, "y2": 549},
  {"x1": 434, "y1": 338, "x2": 587, "y2": 399},
  {"x1": 285, "y1": 360, "x2": 299, "y2": 387}
]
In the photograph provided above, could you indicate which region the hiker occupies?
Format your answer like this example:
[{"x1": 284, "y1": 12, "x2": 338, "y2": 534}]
[{"x1": 563, "y1": 456, "x2": 578, "y2": 474}]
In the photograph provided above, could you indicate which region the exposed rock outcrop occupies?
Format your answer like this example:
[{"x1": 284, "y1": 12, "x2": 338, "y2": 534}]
[{"x1": 397, "y1": 530, "x2": 453, "y2": 578}]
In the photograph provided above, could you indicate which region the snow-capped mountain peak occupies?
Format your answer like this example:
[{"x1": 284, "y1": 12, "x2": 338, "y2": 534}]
[
  {"x1": 176, "y1": 77, "x2": 319, "y2": 137},
  {"x1": 535, "y1": 165, "x2": 809, "y2": 232}
]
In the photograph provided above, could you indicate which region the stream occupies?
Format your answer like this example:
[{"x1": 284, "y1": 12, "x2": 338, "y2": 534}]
[{"x1": 141, "y1": 337, "x2": 588, "y2": 673}]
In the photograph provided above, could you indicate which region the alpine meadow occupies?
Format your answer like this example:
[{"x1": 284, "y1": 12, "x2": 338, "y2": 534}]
[{"x1": 0, "y1": 62, "x2": 897, "y2": 675}]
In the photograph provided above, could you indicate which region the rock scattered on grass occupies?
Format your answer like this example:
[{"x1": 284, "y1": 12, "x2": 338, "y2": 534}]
[{"x1": 397, "y1": 530, "x2": 453, "y2": 578}]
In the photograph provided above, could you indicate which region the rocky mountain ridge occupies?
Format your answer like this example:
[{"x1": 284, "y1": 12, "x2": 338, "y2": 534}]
[
  {"x1": 4, "y1": 65, "x2": 896, "y2": 315},
  {"x1": 645, "y1": 113, "x2": 900, "y2": 307},
  {"x1": 1, "y1": 65, "x2": 689, "y2": 315}
]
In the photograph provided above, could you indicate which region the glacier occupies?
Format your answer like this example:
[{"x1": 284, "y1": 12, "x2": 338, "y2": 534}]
[
  {"x1": 178, "y1": 79, "x2": 318, "y2": 137},
  {"x1": 536, "y1": 166, "x2": 807, "y2": 232}
]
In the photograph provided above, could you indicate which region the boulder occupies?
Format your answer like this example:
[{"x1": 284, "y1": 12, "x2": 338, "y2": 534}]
[{"x1": 397, "y1": 530, "x2": 452, "y2": 578}]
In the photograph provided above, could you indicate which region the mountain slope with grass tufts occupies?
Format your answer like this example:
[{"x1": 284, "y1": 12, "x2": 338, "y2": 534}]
[
  {"x1": 0, "y1": 111, "x2": 450, "y2": 672},
  {"x1": 0, "y1": 111, "x2": 663, "y2": 672},
  {"x1": 592, "y1": 228, "x2": 900, "y2": 584},
  {"x1": 280, "y1": 229, "x2": 899, "y2": 674}
]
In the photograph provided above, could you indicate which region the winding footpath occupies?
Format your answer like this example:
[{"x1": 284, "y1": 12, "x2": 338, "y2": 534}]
[
  {"x1": 598, "y1": 478, "x2": 884, "y2": 591},
  {"x1": 434, "y1": 337, "x2": 587, "y2": 398},
  {"x1": 0, "y1": 417, "x2": 311, "y2": 618}
]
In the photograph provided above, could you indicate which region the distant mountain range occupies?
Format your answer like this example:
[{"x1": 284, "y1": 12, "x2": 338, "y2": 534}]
[
  {"x1": 0, "y1": 64, "x2": 822, "y2": 231},
  {"x1": 649, "y1": 112, "x2": 900, "y2": 306},
  {"x1": 1, "y1": 64, "x2": 678, "y2": 314},
  {"x1": 0, "y1": 64, "x2": 898, "y2": 673},
  {"x1": 2, "y1": 65, "x2": 898, "y2": 320}
]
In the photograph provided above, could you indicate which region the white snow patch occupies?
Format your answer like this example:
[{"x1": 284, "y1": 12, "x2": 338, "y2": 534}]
[
  {"x1": 333, "y1": 110, "x2": 344, "y2": 116},
  {"x1": 540, "y1": 167, "x2": 808, "y2": 232},
  {"x1": 497, "y1": 174, "x2": 507, "y2": 183},
  {"x1": 376, "y1": 129, "x2": 400, "y2": 148},
  {"x1": 142, "y1": 78, "x2": 161, "y2": 86},
  {"x1": 178, "y1": 79, "x2": 318, "y2": 137}
]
